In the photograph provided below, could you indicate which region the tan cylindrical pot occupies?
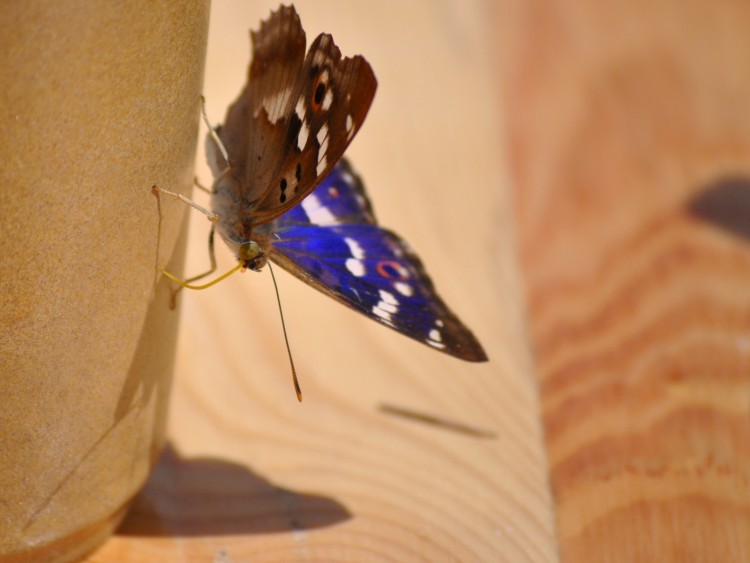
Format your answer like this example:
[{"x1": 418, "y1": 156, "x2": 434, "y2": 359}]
[{"x1": 0, "y1": 2, "x2": 209, "y2": 561}]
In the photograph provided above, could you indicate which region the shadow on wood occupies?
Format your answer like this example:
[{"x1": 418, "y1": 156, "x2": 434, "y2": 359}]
[
  {"x1": 377, "y1": 403, "x2": 498, "y2": 439},
  {"x1": 116, "y1": 444, "x2": 350, "y2": 537},
  {"x1": 688, "y1": 176, "x2": 750, "y2": 241}
]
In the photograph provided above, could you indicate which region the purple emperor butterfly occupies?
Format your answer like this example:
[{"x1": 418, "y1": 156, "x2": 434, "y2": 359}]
[{"x1": 161, "y1": 5, "x2": 487, "y2": 398}]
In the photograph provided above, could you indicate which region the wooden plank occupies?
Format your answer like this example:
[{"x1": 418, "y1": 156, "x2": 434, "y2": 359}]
[
  {"x1": 88, "y1": 1, "x2": 556, "y2": 561},
  {"x1": 498, "y1": 0, "x2": 750, "y2": 560}
]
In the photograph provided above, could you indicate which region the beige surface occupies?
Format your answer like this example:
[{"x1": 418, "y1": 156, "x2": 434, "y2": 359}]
[
  {"x1": 89, "y1": 1, "x2": 554, "y2": 561},
  {"x1": 0, "y1": 2, "x2": 208, "y2": 561}
]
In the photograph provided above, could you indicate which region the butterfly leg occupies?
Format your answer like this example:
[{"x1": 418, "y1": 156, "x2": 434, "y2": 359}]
[
  {"x1": 164, "y1": 225, "x2": 220, "y2": 307},
  {"x1": 193, "y1": 176, "x2": 212, "y2": 194},
  {"x1": 200, "y1": 95, "x2": 229, "y2": 168},
  {"x1": 185, "y1": 225, "x2": 218, "y2": 285},
  {"x1": 151, "y1": 184, "x2": 240, "y2": 304},
  {"x1": 151, "y1": 184, "x2": 218, "y2": 222},
  {"x1": 159, "y1": 222, "x2": 241, "y2": 295}
]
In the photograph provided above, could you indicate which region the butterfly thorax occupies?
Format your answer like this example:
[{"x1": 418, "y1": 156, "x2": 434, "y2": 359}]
[{"x1": 211, "y1": 169, "x2": 271, "y2": 271}]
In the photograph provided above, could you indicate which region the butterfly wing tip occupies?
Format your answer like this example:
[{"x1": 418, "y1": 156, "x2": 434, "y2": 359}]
[
  {"x1": 451, "y1": 341, "x2": 489, "y2": 363},
  {"x1": 465, "y1": 350, "x2": 489, "y2": 363}
]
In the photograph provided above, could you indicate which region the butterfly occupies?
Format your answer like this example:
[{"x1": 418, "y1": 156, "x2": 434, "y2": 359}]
[{"x1": 162, "y1": 5, "x2": 487, "y2": 397}]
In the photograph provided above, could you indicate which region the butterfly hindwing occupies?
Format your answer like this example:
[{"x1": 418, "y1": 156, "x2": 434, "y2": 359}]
[
  {"x1": 279, "y1": 158, "x2": 377, "y2": 226},
  {"x1": 265, "y1": 160, "x2": 488, "y2": 362}
]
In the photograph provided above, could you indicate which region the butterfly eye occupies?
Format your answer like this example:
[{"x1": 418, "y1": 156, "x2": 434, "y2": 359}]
[
  {"x1": 238, "y1": 241, "x2": 266, "y2": 271},
  {"x1": 249, "y1": 254, "x2": 268, "y2": 272}
]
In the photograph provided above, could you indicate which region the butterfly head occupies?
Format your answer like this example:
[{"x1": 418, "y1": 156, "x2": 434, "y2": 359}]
[{"x1": 238, "y1": 240, "x2": 267, "y2": 272}]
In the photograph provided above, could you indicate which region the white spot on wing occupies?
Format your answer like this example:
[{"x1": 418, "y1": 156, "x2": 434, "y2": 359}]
[
  {"x1": 346, "y1": 114, "x2": 353, "y2": 132},
  {"x1": 301, "y1": 193, "x2": 337, "y2": 224},
  {"x1": 261, "y1": 86, "x2": 292, "y2": 123},
  {"x1": 296, "y1": 96, "x2": 308, "y2": 151},
  {"x1": 322, "y1": 89, "x2": 333, "y2": 111},
  {"x1": 394, "y1": 281, "x2": 413, "y2": 296},
  {"x1": 427, "y1": 326, "x2": 445, "y2": 349},
  {"x1": 344, "y1": 237, "x2": 365, "y2": 259},
  {"x1": 340, "y1": 168, "x2": 355, "y2": 185},
  {"x1": 373, "y1": 290, "x2": 399, "y2": 321},
  {"x1": 298, "y1": 120, "x2": 309, "y2": 152},
  {"x1": 379, "y1": 290, "x2": 398, "y2": 306},
  {"x1": 377, "y1": 301, "x2": 398, "y2": 314},
  {"x1": 372, "y1": 305, "x2": 392, "y2": 322},
  {"x1": 316, "y1": 153, "x2": 328, "y2": 176},
  {"x1": 346, "y1": 258, "x2": 365, "y2": 277},
  {"x1": 317, "y1": 123, "x2": 329, "y2": 163},
  {"x1": 313, "y1": 47, "x2": 328, "y2": 67}
]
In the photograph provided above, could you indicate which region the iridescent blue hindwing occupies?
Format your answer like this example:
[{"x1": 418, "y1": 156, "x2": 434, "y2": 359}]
[
  {"x1": 265, "y1": 159, "x2": 487, "y2": 361},
  {"x1": 279, "y1": 159, "x2": 377, "y2": 226}
]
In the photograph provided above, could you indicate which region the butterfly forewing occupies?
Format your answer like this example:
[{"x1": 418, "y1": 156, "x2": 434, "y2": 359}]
[
  {"x1": 217, "y1": 5, "x2": 377, "y2": 228},
  {"x1": 265, "y1": 160, "x2": 488, "y2": 362},
  {"x1": 250, "y1": 32, "x2": 377, "y2": 223},
  {"x1": 215, "y1": 6, "x2": 305, "y2": 189}
]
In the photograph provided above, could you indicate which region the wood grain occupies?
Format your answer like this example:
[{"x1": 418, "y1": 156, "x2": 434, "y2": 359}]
[
  {"x1": 88, "y1": 1, "x2": 555, "y2": 561},
  {"x1": 498, "y1": 0, "x2": 750, "y2": 560}
]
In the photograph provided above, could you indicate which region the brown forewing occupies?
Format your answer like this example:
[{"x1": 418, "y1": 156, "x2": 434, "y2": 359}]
[
  {"x1": 215, "y1": 5, "x2": 376, "y2": 227},
  {"x1": 217, "y1": 5, "x2": 307, "y2": 203}
]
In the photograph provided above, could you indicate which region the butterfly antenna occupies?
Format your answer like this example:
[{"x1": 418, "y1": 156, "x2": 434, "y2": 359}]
[
  {"x1": 268, "y1": 262, "x2": 302, "y2": 402},
  {"x1": 200, "y1": 95, "x2": 230, "y2": 166}
]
